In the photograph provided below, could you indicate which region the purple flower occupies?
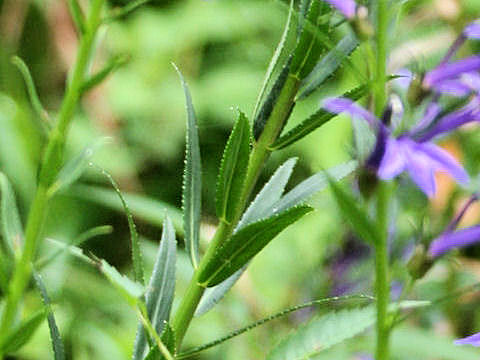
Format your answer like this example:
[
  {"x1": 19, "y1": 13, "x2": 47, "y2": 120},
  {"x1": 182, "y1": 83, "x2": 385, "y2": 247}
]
[
  {"x1": 324, "y1": 0, "x2": 356, "y2": 19},
  {"x1": 323, "y1": 98, "x2": 470, "y2": 197},
  {"x1": 428, "y1": 195, "x2": 480, "y2": 257},
  {"x1": 464, "y1": 20, "x2": 480, "y2": 39},
  {"x1": 455, "y1": 332, "x2": 480, "y2": 346},
  {"x1": 423, "y1": 56, "x2": 480, "y2": 96}
]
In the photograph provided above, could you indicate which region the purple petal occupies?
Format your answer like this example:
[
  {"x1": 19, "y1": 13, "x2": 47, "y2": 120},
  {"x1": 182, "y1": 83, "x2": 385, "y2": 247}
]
[
  {"x1": 431, "y1": 79, "x2": 472, "y2": 97},
  {"x1": 464, "y1": 21, "x2": 480, "y2": 39},
  {"x1": 461, "y1": 72, "x2": 480, "y2": 91},
  {"x1": 324, "y1": 0, "x2": 356, "y2": 19},
  {"x1": 429, "y1": 225, "x2": 480, "y2": 257},
  {"x1": 323, "y1": 97, "x2": 377, "y2": 127},
  {"x1": 410, "y1": 102, "x2": 441, "y2": 134},
  {"x1": 423, "y1": 56, "x2": 480, "y2": 88},
  {"x1": 418, "y1": 142, "x2": 469, "y2": 184},
  {"x1": 405, "y1": 153, "x2": 436, "y2": 197},
  {"x1": 377, "y1": 138, "x2": 406, "y2": 179},
  {"x1": 419, "y1": 98, "x2": 480, "y2": 141}
]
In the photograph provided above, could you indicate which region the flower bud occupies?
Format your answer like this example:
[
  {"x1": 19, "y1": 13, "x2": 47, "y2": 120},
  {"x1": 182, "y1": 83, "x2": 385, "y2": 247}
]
[{"x1": 407, "y1": 244, "x2": 434, "y2": 280}]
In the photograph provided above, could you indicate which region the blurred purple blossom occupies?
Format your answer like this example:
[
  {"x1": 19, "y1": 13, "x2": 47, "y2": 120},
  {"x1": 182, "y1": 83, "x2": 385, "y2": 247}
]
[
  {"x1": 455, "y1": 332, "x2": 480, "y2": 346},
  {"x1": 464, "y1": 21, "x2": 480, "y2": 39},
  {"x1": 323, "y1": 98, "x2": 469, "y2": 196},
  {"x1": 428, "y1": 195, "x2": 480, "y2": 257},
  {"x1": 324, "y1": 0, "x2": 356, "y2": 19}
]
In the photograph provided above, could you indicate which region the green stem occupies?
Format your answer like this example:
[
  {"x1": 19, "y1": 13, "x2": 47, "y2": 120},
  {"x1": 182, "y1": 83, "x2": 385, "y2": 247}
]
[
  {"x1": 137, "y1": 303, "x2": 174, "y2": 360},
  {"x1": 0, "y1": 0, "x2": 105, "y2": 349},
  {"x1": 171, "y1": 74, "x2": 300, "y2": 349},
  {"x1": 375, "y1": 181, "x2": 390, "y2": 360},
  {"x1": 374, "y1": 0, "x2": 388, "y2": 116}
]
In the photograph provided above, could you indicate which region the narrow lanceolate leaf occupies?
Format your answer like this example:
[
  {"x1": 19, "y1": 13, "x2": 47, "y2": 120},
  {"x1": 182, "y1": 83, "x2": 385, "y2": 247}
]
[
  {"x1": 133, "y1": 216, "x2": 176, "y2": 360},
  {"x1": 197, "y1": 158, "x2": 298, "y2": 312},
  {"x1": 175, "y1": 64, "x2": 202, "y2": 269},
  {"x1": 100, "y1": 259, "x2": 144, "y2": 306},
  {"x1": 328, "y1": 177, "x2": 379, "y2": 245},
  {"x1": 252, "y1": 0, "x2": 295, "y2": 120},
  {"x1": 33, "y1": 272, "x2": 65, "y2": 360},
  {"x1": 297, "y1": 33, "x2": 358, "y2": 100},
  {"x1": 266, "y1": 305, "x2": 376, "y2": 360},
  {"x1": 290, "y1": 0, "x2": 330, "y2": 79},
  {"x1": 273, "y1": 160, "x2": 357, "y2": 213},
  {"x1": 49, "y1": 138, "x2": 108, "y2": 196},
  {"x1": 253, "y1": 58, "x2": 293, "y2": 140},
  {"x1": 216, "y1": 111, "x2": 251, "y2": 223},
  {"x1": 198, "y1": 205, "x2": 313, "y2": 287},
  {"x1": 0, "y1": 310, "x2": 46, "y2": 354},
  {"x1": 237, "y1": 158, "x2": 297, "y2": 231},
  {"x1": 272, "y1": 84, "x2": 368, "y2": 149},
  {"x1": 0, "y1": 172, "x2": 23, "y2": 255},
  {"x1": 195, "y1": 265, "x2": 247, "y2": 317},
  {"x1": 11, "y1": 56, "x2": 51, "y2": 131},
  {"x1": 98, "y1": 167, "x2": 145, "y2": 285},
  {"x1": 80, "y1": 55, "x2": 129, "y2": 94}
]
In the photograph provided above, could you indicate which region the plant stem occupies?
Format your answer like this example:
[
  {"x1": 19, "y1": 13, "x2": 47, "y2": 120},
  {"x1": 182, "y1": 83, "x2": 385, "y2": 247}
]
[
  {"x1": 375, "y1": 181, "x2": 390, "y2": 360},
  {"x1": 137, "y1": 303, "x2": 174, "y2": 360},
  {"x1": 0, "y1": 0, "x2": 105, "y2": 349},
  {"x1": 373, "y1": 1, "x2": 390, "y2": 358},
  {"x1": 171, "y1": 74, "x2": 300, "y2": 349}
]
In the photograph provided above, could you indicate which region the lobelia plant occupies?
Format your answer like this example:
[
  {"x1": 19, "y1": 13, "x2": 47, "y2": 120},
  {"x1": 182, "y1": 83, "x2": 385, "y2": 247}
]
[{"x1": 1, "y1": 0, "x2": 480, "y2": 359}]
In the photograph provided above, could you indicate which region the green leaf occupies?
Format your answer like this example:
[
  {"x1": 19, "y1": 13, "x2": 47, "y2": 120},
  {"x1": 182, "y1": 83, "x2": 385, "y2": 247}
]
[
  {"x1": 80, "y1": 55, "x2": 129, "y2": 94},
  {"x1": 133, "y1": 216, "x2": 177, "y2": 360},
  {"x1": 36, "y1": 225, "x2": 112, "y2": 269},
  {"x1": 99, "y1": 259, "x2": 144, "y2": 306},
  {"x1": 67, "y1": 0, "x2": 86, "y2": 34},
  {"x1": 297, "y1": 33, "x2": 358, "y2": 100},
  {"x1": 48, "y1": 138, "x2": 108, "y2": 196},
  {"x1": 290, "y1": 0, "x2": 330, "y2": 79},
  {"x1": 33, "y1": 272, "x2": 65, "y2": 360},
  {"x1": 175, "y1": 64, "x2": 202, "y2": 269},
  {"x1": 237, "y1": 158, "x2": 297, "y2": 230},
  {"x1": 196, "y1": 158, "x2": 300, "y2": 312},
  {"x1": 271, "y1": 84, "x2": 368, "y2": 149},
  {"x1": 273, "y1": 160, "x2": 357, "y2": 213},
  {"x1": 327, "y1": 177, "x2": 379, "y2": 245},
  {"x1": 216, "y1": 110, "x2": 251, "y2": 223},
  {"x1": 266, "y1": 305, "x2": 376, "y2": 360},
  {"x1": 44, "y1": 238, "x2": 94, "y2": 264},
  {"x1": 70, "y1": 185, "x2": 183, "y2": 236},
  {"x1": 195, "y1": 265, "x2": 247, "y2": 317},
  {"x1": 0, "y1": 172, "x2": 23, "y2": 256},
  {"x1": 252, "y1": 0, "x2": 295, "y2": 121},
  {"x1": 198, "y1": 205, "x2": 313, "y2": 287},
  {"x1": 98, "y1": 167, "x2": 145, "y2": 285},
  {"x1": 11, "y1": 56, "x2": 51, "y2": 132},
  {"x1": 253, "y1": 58, "x2": 293, "y2": 140},
  {"x1": 0, "y1": 310, "x2": 46, "y2": 354},
  {"x1": 144, "y1": 323, "x2": 177, "y2": 360}
]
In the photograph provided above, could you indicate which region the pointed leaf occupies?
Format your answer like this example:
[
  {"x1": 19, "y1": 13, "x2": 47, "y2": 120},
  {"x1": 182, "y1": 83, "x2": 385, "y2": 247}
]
[
  {"x1": 80, "y1": 55, "x2": 129, "y2": 94},
  {"x1": 195, "y1": 265, "x2": 247, "y2": 317},
  {"x1": 33, "y1": 272, "x2": 65, "y2": 360},
  {"x1": 290, "y1": 0, "x2": 330, "y2": 79},
  {"x1": 198, "y1": 205, "x2": 313, "y2": 287},
  {"x1": 297, "y1": 33, "x2": 358, "y2": 100},
  {"x1": 144, "y1": 323, "x2": 176, "y2": 360},
  {"x1": 133, "y1": 216, "x2": 177, "y2": 360},
  {"x1": 0, "y1": 172, "x2": 23, "y2": 255},
  {"x1": 252, "y1": 0, "x2": 296, "y2": 120},
  {"x1": 98, "y1": 167, "x2": 145, "y2": 284},
  {"x1": 48, "y1": 138, "x2": 108, "y2": 196},
  {"x1": 328, "y1": 177, "x2": 379, "y2": 245},
  {"x1": 100, "y1": 259, "x2": 144, "y2": 306},
  {"x1": 237, "y1": 158, "x2": 297, "y2": 231},
  {"x1": 273, "y1": 160, "x2": 357, "y2": 213},
  {"x1": 253, "y1": 58, "x2": 293, "y2": 140},
  {"x1": 0, "y1": 310, "x2": 46, "y2": 354},
  {"x1": 216, "y1": 111, "x2": 251, "y2": 223},
  {"x1": 266, "y1": 305, "x2": 376, "y2": 360},
  {"x1": 272, "y1": 84, "x2": 368, "y2": 149},
  {"x1": 175, "y1": 64, "x2": 202, "y2": 269}
]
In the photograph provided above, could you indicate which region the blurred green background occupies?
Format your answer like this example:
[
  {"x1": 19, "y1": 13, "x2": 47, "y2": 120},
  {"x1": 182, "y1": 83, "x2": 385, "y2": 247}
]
[{"x1": 2, "y1": 0, "x2": 480, "y2": 359}]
